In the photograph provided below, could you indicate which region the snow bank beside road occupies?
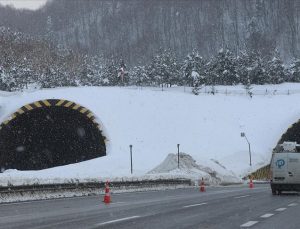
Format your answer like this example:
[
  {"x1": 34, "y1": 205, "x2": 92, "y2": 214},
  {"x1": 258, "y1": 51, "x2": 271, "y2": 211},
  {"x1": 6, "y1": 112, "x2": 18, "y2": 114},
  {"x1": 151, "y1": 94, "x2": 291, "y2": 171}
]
[
  {"x1": 1, "y1": 84, "x2": 300, "y2": 186},
  {"x1": 148, "y1": 153, "x2": 241, "y2": 184}
]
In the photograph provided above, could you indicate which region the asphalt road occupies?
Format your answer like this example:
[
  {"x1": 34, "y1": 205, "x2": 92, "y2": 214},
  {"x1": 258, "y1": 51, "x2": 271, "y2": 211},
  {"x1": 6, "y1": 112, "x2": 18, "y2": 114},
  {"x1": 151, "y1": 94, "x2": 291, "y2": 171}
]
[{"x1": 0, "y1": 184, "x2": 299, "y2": 229}]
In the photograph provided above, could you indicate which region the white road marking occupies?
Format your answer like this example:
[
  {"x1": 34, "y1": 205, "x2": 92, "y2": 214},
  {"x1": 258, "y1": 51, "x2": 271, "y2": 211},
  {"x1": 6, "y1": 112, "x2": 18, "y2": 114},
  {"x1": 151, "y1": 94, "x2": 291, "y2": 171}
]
[
  {"x1": 183, "y1": 203, "x2": 207, "y2": 208},
  {"x1": 95, "y1": 216, "x2": 141, "y2": 226},
  {"x1": 275, "y1": 208, "x2": 286, "y2": 212},
  {"x1": 110, "y1": 202, "x2": 126, "y2": 205},
  {"x1": 240, "y1": 221, "x2": 258, "y2": 227},
  {"x1": 234, "y1": 195, "x2": 250, "y2": 199},
  {"x1": 260, "y1": 213, "x2": 274, "y2": 218},
  {"x1": 288, "y1": 203, "x2": 298, "y2": 207}
]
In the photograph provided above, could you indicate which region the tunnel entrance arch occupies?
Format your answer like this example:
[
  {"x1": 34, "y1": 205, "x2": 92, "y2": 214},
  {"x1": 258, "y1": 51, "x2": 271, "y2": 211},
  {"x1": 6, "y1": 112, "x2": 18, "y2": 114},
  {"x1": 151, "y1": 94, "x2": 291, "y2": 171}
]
[
  {"x1": 249, "y1": 120, "x2": 300, "y2": 180},
  {"x1": 0, "y1": 99, "x2": 107, "y2": 171},
  {"x1": 276, "y1": 120, "x2": 300, "y2": 148}
]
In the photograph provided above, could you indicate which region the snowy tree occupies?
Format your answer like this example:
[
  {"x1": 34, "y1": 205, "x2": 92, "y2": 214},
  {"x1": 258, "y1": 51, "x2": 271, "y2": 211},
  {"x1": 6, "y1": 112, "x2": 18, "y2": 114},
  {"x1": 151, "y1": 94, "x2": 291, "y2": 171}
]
[
  {"x1": 129, "y1": 65, "x2": 148, "y2": 86},
  {"x1": 289, "y1": 59, "x2": 300, "y2": 82},
  {"x1": 147, "y1": 50, "x2": 180, "y2": 88},
  {"x1": 78, "y1": 55, "x2": 105, "y2": 86},
  {"x1": 265, "y1": 50, "x2": 286, "y2": 84},
  {"x1": 236, "y1": 51, "x2": 266, "y2": 85},
  {"x1": 181, "y1": 50, "x2": 206, "y2": 87},
  {"x1": 0, "y1": 66, "x2": 11, "y2": 91},
  {"x1": 102, "y1": 59, "x2": 120, "y2": 86},
  {"x1": 207, "y1": 49, "x2": 237, "y2": 85},
  {"x1": 191, "y1": 71, "x2": 202, "y2": 95}
]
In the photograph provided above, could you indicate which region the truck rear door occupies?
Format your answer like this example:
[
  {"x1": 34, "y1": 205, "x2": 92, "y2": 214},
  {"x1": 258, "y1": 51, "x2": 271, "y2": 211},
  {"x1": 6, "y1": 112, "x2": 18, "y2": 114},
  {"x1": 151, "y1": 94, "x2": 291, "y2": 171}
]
[
  {"x1": 287, "y1": 153, "x2": 300, "y2": 184},
  {"x1": 272, "y1": 153, "x2": 288, "y2": 183}
]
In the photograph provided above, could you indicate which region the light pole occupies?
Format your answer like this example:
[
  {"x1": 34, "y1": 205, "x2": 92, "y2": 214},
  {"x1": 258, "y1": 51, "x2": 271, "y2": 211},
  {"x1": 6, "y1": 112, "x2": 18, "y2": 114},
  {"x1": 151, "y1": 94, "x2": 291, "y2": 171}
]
[
  {"x1": 129, "y1": 145, "x2": 133, "y2": 174},
  {"x1": 241, "y1": 132, "x2": 252, "y2": 166},
  {"x1": 177, "y1": 144, "x2": 180, "y2": 169}
]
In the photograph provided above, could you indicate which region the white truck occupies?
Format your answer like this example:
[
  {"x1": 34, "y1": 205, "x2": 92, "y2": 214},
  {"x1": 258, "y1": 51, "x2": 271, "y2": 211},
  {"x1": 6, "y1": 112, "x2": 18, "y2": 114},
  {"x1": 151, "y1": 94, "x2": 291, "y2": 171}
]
[{"x1": 270, "y1": 141, "x2": 300, "y2": 195}]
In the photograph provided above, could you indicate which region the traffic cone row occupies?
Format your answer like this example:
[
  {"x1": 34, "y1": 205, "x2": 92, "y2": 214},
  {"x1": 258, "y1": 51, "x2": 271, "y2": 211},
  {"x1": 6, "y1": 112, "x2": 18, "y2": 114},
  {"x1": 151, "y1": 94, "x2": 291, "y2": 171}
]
[
  {"x1": 103, "y1": 180, "x2": 111, "y2": 204},
  {"x1": 200, "y1": 178, "x2": 205, "y2": 192}
]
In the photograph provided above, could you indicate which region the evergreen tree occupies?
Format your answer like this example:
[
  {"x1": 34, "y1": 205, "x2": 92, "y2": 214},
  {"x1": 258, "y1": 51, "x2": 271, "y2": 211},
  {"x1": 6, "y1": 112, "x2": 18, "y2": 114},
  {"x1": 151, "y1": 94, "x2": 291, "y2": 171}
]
[
  {"x1": 181, "y1": 50, "x2": 206, "y2": 87},
  {"x1": 129, "y1": 65, "x2": 148, "y2": 86},
  {"x1": 265, "y1": 50, "x2": 286, "y2": 84},
  {"x1": 148, "y1": 49, "x2": 180, "y2": 88},
  {"x1": 236, "y1": 50, "x2": 266, "y2": 85},
  {"x1": 0, "y1": 65, "x2": 11, "y2": 91},
  {"x1": 289, "y1": 59, "x2": 300, "y2": 82},
  {"x1": 208, "y1": 49, "x2": 237, "y2": 85},
  {"x1": 102, "y1": 59, "x2": 119, "y2": 86},
  {"x1": 79, "y1": 55, "x2": 105, "y2": 86},
  {"x1": 191, "y1": 71, "x2": 202, "y2": 95}
]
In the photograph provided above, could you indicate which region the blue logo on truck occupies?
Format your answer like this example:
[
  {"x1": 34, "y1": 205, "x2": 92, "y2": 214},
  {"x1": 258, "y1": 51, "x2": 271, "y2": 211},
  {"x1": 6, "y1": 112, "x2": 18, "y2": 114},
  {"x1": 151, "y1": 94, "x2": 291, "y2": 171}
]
[{"x1": 275, "y1": 159, "x2": 285, "y2": 169}]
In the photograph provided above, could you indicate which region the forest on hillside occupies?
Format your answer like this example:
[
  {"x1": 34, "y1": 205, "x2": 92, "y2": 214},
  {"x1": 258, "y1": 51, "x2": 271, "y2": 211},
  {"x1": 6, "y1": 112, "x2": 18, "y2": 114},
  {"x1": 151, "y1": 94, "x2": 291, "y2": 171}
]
[
  {"x1": 1, "y1": 26, "x2": 300, "y2": 95},
  {"x1": 1, "y1": 1, "x2": 300, "y2": 94},
  {"x1": 0, "y1": 0, "x2": 299, "y2": 65}
]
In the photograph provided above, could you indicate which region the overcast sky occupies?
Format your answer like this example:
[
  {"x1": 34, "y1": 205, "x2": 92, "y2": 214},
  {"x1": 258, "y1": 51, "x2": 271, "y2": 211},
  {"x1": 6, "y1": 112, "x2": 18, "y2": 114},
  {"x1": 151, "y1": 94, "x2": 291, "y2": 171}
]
[{"x1": 0, "y1": 0, "x2": 48, "y2": 10}]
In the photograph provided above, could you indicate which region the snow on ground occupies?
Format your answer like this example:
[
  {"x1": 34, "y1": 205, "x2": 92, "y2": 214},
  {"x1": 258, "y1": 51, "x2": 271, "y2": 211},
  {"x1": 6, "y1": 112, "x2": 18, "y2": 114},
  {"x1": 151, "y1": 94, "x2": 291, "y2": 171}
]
[
  {"x1": 147, "y1": 153, "x2": 241, "y2": 185},
  {"x1": 1, "y1": 83, "x2": 300, "y2": 186}
]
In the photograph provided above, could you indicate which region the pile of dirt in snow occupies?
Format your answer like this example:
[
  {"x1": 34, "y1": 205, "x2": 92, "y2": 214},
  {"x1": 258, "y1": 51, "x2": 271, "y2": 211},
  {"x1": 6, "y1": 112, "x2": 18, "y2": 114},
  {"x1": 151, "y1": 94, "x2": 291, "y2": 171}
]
[{"x1": 147, "y1": 153, "x2": 241, "y2": 185}]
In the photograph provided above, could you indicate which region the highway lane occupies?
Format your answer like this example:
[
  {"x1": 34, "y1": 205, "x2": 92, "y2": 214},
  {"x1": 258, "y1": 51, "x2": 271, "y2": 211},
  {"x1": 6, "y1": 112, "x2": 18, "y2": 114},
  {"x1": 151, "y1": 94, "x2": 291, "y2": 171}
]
[{"x1": 0, "y1": 184, "x2": 299, "y2": 229}]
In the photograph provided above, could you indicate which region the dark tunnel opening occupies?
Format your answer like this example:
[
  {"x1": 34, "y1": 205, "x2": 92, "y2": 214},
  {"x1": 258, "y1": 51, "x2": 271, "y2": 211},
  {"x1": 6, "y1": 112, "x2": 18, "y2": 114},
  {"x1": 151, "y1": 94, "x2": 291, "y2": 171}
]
[
  {"x1": 279, "y1": 122, "x2": 300, "y2": 143},
  {"x1": 273, "y1": 120, "x2": 300, "y2": 153},
  {"x1": 0, "y1": 100, "x2": 106, "y2": 171}
]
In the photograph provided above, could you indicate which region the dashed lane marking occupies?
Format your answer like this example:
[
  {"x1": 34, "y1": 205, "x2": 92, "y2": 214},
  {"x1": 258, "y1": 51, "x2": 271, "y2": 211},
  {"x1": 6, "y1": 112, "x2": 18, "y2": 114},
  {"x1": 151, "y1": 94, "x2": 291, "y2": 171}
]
[
  {"x1": 260, "y1": 213, "x2": 274, "y2": 218},
  {"x1": 288, "y1": 203, "x2": 298, "y2": 207},
  {"x1": 234, "y1": 195, "x2": 250, "y2": 199},
  {"x1": 240, "y1": 221, "x2": 258, "y2": 227},
  {"x1": 109, "y1": 202, "x2": 126, "y2": 205},
  {"x1": 275, "y1": 207, "x2": 286, "y2": 212},
  {"x1": 95, "y1": 216, "x2": 141, "y2": 226},
  {"x1": 183, "y1": 203, "x2": 207, "y2": 208}
]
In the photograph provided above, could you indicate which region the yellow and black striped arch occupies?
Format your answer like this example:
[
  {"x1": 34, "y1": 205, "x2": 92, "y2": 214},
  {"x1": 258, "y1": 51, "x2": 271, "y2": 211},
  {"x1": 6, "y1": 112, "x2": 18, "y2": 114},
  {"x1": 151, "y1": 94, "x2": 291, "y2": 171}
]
[
  {"x1": 0, "y1": 99, "x2": 100, "y2": 130},
  {"x1": 248, "y1": 164, "x2": 270, "y2": 180}
]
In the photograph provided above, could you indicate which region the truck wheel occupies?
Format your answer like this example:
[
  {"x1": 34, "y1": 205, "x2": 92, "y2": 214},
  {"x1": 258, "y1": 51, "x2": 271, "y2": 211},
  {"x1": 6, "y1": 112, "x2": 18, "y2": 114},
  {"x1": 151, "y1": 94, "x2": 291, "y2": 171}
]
[{"x1": 272, "y1": 189, "x2": 277, "y2": 195}]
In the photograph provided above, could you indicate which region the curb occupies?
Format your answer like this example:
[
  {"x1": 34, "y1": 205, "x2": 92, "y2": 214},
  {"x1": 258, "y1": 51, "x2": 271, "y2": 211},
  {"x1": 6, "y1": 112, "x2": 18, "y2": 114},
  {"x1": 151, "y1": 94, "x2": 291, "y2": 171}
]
[{"x1": 0, "y1": 179, "x2": 192, "y2": 203}]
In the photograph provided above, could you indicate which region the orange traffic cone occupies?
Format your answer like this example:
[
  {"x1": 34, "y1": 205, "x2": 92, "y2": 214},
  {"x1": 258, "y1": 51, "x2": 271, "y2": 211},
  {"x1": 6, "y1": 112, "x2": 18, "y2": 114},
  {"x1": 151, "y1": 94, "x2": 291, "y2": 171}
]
[
  {"x1": 249, "y1": 178, "x2": 254, "y2": 189},
  {"x1": 103, "y1": 181, "x2": 111, "y2": 204},
  {"x1": 200, "y1": 178, "x2": 206, "y2": 192}
]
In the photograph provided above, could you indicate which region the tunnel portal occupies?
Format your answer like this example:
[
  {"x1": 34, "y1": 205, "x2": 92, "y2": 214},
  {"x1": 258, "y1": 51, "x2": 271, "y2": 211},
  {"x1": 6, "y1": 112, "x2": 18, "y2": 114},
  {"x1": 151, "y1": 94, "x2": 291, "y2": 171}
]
[
  {"x1": 250, "y1": 120, "x2": 300, "y2": 180},
  {"x1": 277, "y1": 121, "x2": 300, "y2": 146},
  {"x1": 0, "y1": 99, "x2": 106, "y2": 171}
]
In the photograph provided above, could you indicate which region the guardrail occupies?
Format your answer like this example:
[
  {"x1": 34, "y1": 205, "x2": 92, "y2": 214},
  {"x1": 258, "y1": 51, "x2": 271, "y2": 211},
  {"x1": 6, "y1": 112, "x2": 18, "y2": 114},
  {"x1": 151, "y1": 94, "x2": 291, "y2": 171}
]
[{"x1": 0, "y1": 179, "x2": 192, "y2": 203}]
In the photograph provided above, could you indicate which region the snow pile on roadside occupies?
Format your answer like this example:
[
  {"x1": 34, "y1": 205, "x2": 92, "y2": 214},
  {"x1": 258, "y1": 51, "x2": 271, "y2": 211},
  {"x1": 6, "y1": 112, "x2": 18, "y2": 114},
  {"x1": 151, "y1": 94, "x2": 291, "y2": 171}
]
[
  {"x1": 1, "y1": 83, "x2": 300, "y2": 186},
  {"x1": 147, "y1": 153, "x2": 241, "y2": 184}
]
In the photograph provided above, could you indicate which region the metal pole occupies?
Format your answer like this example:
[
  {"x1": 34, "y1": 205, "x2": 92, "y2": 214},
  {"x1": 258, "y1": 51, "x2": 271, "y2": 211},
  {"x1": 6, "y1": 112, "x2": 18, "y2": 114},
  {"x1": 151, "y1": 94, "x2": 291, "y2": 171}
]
[
  {"x1": 177, "y1": 144, "x2": 180, "y2": 169},
  {"x1": 130, "y1": 145, "x2": 133, "y2": 174},
  {"x1": 248, "y1": 141, "x2": 252, "y2": 167},
  {"x1": 244, "y1": 135, "x2": 252, "y2": 166}
]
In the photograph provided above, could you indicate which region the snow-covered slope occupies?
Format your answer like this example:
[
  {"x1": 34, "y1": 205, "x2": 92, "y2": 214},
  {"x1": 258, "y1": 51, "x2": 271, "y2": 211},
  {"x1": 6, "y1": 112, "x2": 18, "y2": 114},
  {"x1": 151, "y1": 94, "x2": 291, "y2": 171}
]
[
  {"x1": 1, "y1": 84, "x2": 300, "y2": 186},
  {"x1": 147, "y1": 153, "x2": 241, "y2": 184}
]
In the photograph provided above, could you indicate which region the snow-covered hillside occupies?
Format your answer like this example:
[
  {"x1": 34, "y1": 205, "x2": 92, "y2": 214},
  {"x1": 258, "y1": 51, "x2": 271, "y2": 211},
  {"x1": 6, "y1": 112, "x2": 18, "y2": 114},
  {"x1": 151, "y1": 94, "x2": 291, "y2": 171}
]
[{"x1": 1, "y1": 84, "x2": 300, "y2": 186}]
